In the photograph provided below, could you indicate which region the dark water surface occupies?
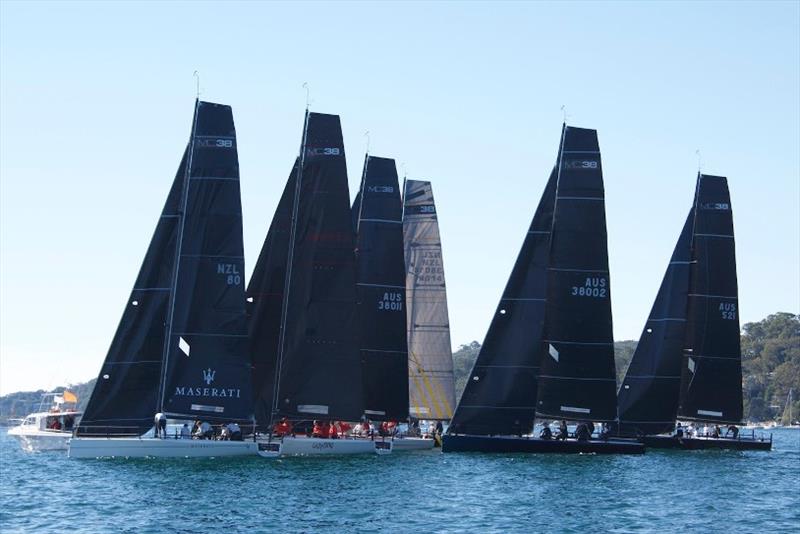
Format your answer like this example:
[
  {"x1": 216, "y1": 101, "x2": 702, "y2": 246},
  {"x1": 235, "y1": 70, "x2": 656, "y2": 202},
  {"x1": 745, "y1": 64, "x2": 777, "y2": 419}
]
[{"x1": 1, "y1": 429, "x2": 798, "y2": 533}]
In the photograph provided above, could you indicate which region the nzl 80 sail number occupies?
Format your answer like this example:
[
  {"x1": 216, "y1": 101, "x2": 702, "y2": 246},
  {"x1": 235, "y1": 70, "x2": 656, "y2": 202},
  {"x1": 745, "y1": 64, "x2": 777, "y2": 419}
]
[{"x1": 571, "y1": 277, "x2": 608, "y2": 298}]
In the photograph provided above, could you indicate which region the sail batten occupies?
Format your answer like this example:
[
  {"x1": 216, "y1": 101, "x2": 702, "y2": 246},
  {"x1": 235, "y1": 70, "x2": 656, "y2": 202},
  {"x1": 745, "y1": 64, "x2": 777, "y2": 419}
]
[{"x1": 403, "y1": 180, "x2": 456, "y2": 421}]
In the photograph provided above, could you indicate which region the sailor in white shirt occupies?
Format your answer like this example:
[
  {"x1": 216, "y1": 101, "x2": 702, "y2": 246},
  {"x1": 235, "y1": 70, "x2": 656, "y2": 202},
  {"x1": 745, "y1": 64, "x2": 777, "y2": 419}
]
[
  {"x1": 180, "y1": 423, "x2": 191, "y2": 439},
  {"x1": 227, "y1": 422, "x2": 242, "y2": 441}
]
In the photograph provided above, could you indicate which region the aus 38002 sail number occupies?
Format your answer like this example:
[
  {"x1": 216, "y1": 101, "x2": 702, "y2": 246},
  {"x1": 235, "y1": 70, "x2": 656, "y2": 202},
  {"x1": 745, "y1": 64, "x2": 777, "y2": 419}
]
[{"x1": 571, "y1": 277, "x2": 608, "y2": 298}]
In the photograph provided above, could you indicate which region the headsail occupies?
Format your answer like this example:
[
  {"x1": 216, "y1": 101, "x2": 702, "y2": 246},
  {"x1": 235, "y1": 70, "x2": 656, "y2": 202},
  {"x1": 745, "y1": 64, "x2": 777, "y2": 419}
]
[
  {"x1": 449, "y1": 168, "x2": 557, "y2": 436},
  {"x1": 616, "y1": 210, "x2": 693, "y2": 436},
  {"x1": 76, "y1": 148, "x2": 189, "y2": 437},
  {"x1": 403, "y1": 180, "x2": 456, "y2": 420},
  {"x1": 273, "y1": 112, "x2": 363, "y2": 421},
  {"x1": 247, "y1": 160, "x2": 298, "y2": 430},
  {"x1": 678, "y1": 174, "x2": 743, "y2": 423},
  {"x1": 535, "y1": 125, "x2": 618, "y2": 423},
  {"x1": 158, "y1": 101, "x2": 252, "y2": 423},
  {"x1": 353, "y1": 156, "x2": 409, "y2": 421}
]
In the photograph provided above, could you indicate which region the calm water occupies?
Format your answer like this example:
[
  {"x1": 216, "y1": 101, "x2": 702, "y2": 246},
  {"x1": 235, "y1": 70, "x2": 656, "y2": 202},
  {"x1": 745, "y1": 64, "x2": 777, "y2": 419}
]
[{"x1": 1, "y1": 429, "x2": 798, "y2": 533}]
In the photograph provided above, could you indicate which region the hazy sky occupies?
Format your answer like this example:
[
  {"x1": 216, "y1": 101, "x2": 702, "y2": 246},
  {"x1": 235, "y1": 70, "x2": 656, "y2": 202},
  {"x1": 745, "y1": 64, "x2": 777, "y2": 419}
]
[{"x1": 1, "y1": 1, "x2": 798, "y2": 395}]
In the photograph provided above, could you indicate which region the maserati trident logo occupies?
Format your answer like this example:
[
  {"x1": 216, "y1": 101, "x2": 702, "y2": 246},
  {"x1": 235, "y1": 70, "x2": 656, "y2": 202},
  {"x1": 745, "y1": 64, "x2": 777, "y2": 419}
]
[{"x1": 202, "y1": 368, "x2": 216, "y2": 385}]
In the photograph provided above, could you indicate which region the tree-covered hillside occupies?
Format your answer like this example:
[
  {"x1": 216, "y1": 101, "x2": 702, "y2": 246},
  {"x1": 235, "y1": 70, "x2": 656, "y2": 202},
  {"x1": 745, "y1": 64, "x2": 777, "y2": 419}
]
[
  {"x1": 450, "y1": 312, "x2": 799, "y2": 423},
  {"x1": 2, "y1": 313, "x2": 797, "y2": 424}
]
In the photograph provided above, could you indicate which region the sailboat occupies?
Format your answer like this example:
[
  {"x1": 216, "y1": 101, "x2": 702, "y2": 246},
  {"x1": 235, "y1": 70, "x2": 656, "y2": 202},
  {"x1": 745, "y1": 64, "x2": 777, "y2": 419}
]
[
  {"x1": 403, "y1": 179, "x2": 456, "y2": 446},
  {"x1": 69, "y1": 100, "x2": 258, "y2": 458},
  {"x1": 351, "y1": 158, "x2": 432, "y2": 451},
  {"x1": 443, "y1": 124, "x2": 644, "y2": 454},
  {"x1": 780, "y1": 389, "x2": 799, "y2": 427},
  {"x1": 617, "y1": 173, "x2": 771, "y2": 450},
  {"x1": 249, "y1": 112, "x2": 391, "y2": 457}
]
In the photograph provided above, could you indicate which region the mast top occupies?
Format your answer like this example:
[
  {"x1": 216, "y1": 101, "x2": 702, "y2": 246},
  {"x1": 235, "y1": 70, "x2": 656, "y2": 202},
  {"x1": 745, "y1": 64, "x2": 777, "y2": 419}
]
[
  {"x1": 193, "y1": 71, "x2": 200, "y2": 100},
  {"x1": 302, "y1": 82, "x2": 310, "y2": 111}
]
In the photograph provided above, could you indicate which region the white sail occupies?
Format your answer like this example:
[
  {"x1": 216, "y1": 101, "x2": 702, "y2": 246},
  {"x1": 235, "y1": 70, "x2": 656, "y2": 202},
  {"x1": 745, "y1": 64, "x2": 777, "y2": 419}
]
[{"x1": 403, "y1": 180, "x2": 455, "y2": 420}]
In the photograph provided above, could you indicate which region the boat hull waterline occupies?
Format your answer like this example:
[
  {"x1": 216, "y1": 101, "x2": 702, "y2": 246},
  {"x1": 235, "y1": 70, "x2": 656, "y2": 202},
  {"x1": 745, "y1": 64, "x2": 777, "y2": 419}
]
[
  {"x1": 641, "y1": 435, "x2": 772, "y2": 451},
  {"x1": 68, "y1": 438, "x2": 259, "y2": 458},
  {"x1": 257, "y1": 436, "x2": 393, "y2": 456},
  {"x1": 442, "y1": 434, "x2": 645, "y2": 454},
  {"x1": 391, "y1": 437, "x2": 435, "y2": 451}
]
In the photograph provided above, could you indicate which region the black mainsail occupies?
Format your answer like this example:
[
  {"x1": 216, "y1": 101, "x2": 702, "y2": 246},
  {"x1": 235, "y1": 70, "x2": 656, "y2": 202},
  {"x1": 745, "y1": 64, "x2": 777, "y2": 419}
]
[
  {"x1": 403, "y1": 180, "x2": 456, "y2": 420},
  {"x1": 353, "y1": 156, "x2": 409, "y2": 421},
  {"x1": 616, "y1": 211, "x2": 693, "y2": 436},
  {"x1": 678, "y1": 174, "x2": 743, "y2": 424},
  {"x1": 535, "y1": 125, "x2": 618, "y2": 423},
  {"x1": 269, "y1": 112, "x2": 363, "y2": 422},
  {"x1": 247, "y1": 161, "x2": 298, "y2": 429},
  {"x1": 448, "y1": 168, "x2": 557, "y2": 436},
  {"x1": 78, "y1": 101, "x2": 253, "y2": 435}
]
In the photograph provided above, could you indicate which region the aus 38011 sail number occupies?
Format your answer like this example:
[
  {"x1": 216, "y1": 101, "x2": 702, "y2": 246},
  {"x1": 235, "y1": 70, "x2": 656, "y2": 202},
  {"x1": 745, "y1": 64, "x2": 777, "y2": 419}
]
[{"x1": 571, "y1": 277, "x2": 607, "y2": 298}]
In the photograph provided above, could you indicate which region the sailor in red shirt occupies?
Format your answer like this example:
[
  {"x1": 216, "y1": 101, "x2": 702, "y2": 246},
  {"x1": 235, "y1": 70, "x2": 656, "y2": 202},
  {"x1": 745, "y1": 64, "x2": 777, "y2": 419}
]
[
  {"x1": 329, "y1": 421, "x2": 339, "y2": 439},
  {"x1": 273, "y1": 417, "x2": 292, "y2": 437},
  {"x1": 312, "y1": 420, "x2": 323, "y2": 438},
  {"x1": 338, "y1": 421, "x2": 352, "y2": 436}
]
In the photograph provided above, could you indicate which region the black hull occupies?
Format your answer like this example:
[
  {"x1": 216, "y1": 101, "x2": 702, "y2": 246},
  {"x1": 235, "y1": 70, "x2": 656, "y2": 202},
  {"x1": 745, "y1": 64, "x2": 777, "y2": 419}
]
[
  {"x1": 442, "y1": 434, "x2": 644, "y2": 454},
  {"x1": 642, "y1": 435, "x2": 772, "y2": 451}
]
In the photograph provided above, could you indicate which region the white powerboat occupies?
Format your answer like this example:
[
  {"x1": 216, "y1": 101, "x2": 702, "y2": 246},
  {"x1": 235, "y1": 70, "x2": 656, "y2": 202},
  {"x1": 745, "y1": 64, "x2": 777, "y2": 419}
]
[{"x1": 8, "y1": 393, "x2": 81, "y2": 452}]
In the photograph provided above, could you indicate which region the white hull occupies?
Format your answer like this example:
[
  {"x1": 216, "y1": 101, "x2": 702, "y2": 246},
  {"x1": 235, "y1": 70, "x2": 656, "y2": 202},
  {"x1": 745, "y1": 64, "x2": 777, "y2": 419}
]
[
  {"x1": 261, "y1": 436, "x2": 392, "y2": 457},
  {"x1": 68, "y1": 437, "x2": 258, "y2": 458},
  {"x1": 391, "y1": 437, "x2": 435, "y2": 451},
  {"x1": 7, "y1": 428, "x2": 71, "y2": 452}
]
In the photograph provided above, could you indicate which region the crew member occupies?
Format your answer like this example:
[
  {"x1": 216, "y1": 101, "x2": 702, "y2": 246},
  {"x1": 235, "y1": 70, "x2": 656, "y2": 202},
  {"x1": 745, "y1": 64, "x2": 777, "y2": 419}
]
[
  {"x1": 329, "y1": 421, "x2": 339, "y2": 439},
  {"x1": 575, "y1": 422, "x2": 591, "y2": 441},
  {"x1": 274, "y1": 417, "x2": 292, "y2": 437},
  {"x1": 726, "y1": 424, "x2": 739, "y2": 439},
  {"x1": 540, "y1": 422, "x2": 552, "y2": 440},
  {"x1": 180, "y1": 423, "x2": 191, "y2": 439},
  {"x1": 556, "y1": 420, "x2": 568, "y2": 441},
  {"x1": 227, "y1": 422, "x2": 242, "y2": 441},
  {"x1": 154, "y1": 412, "x2": 167, "y2": 439},
  {"x1": 674, "y1": 422, "x2": 684, "y2": 438}
]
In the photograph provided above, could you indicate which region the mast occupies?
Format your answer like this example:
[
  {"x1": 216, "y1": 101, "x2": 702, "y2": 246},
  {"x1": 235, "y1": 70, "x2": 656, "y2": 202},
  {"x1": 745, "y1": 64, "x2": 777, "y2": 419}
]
[
  {"x1": 157, "y1": 99, "x2": 200, "y2": 411},
  {"x1": 272, "y1": 110, "x2": 310, "y2": 426},
  {"x1": 535, "y1": 124, "x2": 618, "y2": 423}
]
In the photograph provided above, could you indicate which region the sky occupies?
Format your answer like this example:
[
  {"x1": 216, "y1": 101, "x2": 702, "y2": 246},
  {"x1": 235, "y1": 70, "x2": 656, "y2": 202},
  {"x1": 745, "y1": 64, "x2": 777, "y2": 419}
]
[{"x1": 1, "y1": 1, "x2": 798, "y2": 395}]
